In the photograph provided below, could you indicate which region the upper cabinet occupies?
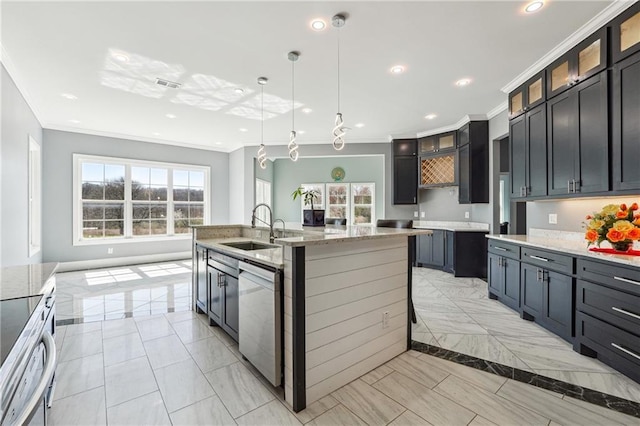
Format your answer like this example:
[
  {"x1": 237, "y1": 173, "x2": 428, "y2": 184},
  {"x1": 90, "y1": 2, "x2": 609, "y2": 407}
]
[
  {"x1": 508, "y1": 71, "x2": 546, "y2": 119},
  {"x1": 419, "y1": 131, "x2": 456, "y2": 154},
  {"x1": 611, "y1": 2, "x2": 640, "y2": 64},
  {"x1": 392, "y1": 139, "x2": 418, "y2": 205},
  {"x1": 393, "y1": 138, "x2": 417, "y2": 156},
  {"x1": 458, "y1": 121, "x2": 489, "y2": 204},
  {"x1": 510, "y1": 103, "x2": 547, "y2": 199},
  {"x1": 419, "y1": 152, "x2": 456, "y2": 188},
  {"x1": 546, "y1": 28, "x2": 608, "y2": 99}
]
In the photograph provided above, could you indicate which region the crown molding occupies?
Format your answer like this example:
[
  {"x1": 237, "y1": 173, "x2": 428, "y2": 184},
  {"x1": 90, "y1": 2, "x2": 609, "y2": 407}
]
[
  {"x1": 501, "y1": 0, "x2": 635, "y2": 94},
  {"x1": 486, "y1": 101, "x2": 508, "y2": 120},
  {"x1": 1, "y1": 43, "x2": 45, "y2": 127},
  {"x1": 416, "y1": 114, "x2": 487, "y2": 138}
]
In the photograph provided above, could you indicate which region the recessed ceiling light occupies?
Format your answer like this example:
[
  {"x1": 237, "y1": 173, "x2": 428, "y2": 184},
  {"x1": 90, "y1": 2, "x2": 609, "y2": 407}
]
[
  {"x1": 355, "y1": 123, "x2": 365, "y2": 128},
  {"x1": 301, "y1": 108, "x2": 312, "y2": 114},
  {"x1": 112, "y1": 52, "x2": 129, "y2": 63},
  {"x1": 524, "y1": 1, "x2": 544, "y2": 13},
  {"x1": 165, "y1": 113, "x2": 176, "y2": 119},
  {"x1": 425, "y1": 114, "x2": 437, "y2": 120},
  {"x1": 311, "y1": 19, "x2": 326, "y2": 31},
  {"x1": 298, "y1": 130, "x2": 306, "y2": 134},
  {"x1": 234, "y1": 88, "x2": 244, "y2": 94},
  {"x1": 455, "y1": 78, "x2": 472, "y2": 87},
  {"x1": 61, "y1": 93, "x2": 77, "y2": 100},
  {"x1": 239, "y1": 128, "x2": 248, "y2": 132},
  {"x1": 68, "y1": 119, "x2": 81, "y2": 124},
  {"x1": 215, "y1": 142, "x2": 223, "y2": 145},
  {"x1": 152, "y1": 132, "x2": 161, "y2": 136},
  {"x1": 390, "y1": 65, "x2": 405, "y2": 74}
]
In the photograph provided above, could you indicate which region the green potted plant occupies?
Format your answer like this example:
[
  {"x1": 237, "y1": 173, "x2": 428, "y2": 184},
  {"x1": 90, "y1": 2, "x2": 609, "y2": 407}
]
[{"x1": 292, "y1": 186, "x2": 325, "y2": 226}]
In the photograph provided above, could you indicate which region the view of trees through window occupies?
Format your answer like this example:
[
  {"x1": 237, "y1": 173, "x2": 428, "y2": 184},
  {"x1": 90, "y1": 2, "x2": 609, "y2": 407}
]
[{"x1": 79, "y1": 157, "x2": 207, "y2": 241}]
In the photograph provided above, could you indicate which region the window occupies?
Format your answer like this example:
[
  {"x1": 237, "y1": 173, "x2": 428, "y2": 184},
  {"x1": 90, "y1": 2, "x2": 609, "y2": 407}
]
[
  {"x1": 299, "y1": 182, "x2": 376, "y2": 225},
  {"x1": 255, "y1": 179, "x2": 272, "y2": 224},
  {"x1": 351, "y1": 183, "x2": 375, "y2": 225},
  {"x1": 74, "y1": 154, "x2": 209, "y2": 244},
  {"x1": 28, "y1": 136, "x2": 41, "y2": 256},
  {"x1": 326, "y1": 183, "x2": 349, "y2": 219}
]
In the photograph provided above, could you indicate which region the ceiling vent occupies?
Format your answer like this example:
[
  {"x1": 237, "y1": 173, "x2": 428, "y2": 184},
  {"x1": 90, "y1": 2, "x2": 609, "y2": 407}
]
[{"x1": 155, "y1": 78, "x2": 181, "y2": 89}]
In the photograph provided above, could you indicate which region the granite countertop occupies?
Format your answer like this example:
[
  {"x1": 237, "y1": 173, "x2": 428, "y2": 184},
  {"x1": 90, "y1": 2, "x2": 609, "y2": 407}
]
[
  {"x1": 195, "y1": 237, "x2": 284, "y2": 269},
  {"x1": 0, "y1": 262, "x2": 59, "y2": 300},
  {"x1": 274, "y1": 225, "x2": 431, "y2": 247},
  {"x1": 486, "y1": 234, "x2": 640, "y2": 268},
  {"x1": 413, "y1": 221, "x2": 490, "y2": 232}
]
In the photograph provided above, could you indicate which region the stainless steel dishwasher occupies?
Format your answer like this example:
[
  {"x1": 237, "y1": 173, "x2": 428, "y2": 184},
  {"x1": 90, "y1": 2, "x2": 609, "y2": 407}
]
[{"x1": 238, "y1": 261, "x2": 281, "y2": 387}]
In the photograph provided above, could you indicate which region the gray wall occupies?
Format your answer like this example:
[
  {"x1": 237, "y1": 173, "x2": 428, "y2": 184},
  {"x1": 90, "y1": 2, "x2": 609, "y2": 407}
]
[
  {"x1": 418, "y1": 187, "x2": 471, "y2": 221},
  {"x1": 229, "y1": 148, "x2": 246, "y2": 224},
  {"x1": 272, "y1": 156, "x2": 385, "y2": 223},
  {"x1": 488, "y1": 110, "x2": 509, "y2": 233},
  {"x1": 1, "y1": 65, "x2": 43, "y2": 267},
  {"x1": 42, "y1": 129, "x2": 229, "y2": 263}
]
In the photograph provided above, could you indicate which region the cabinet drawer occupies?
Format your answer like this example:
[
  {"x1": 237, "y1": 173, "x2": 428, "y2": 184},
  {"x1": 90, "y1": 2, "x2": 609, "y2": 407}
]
[
  {"x1": 521, "y1": 247, "x2": 573, "y2": 274},
  {"x1": 576, "y1": 311, "x2": 640, "y2": 382},
  {"x1": 487, "y1": 240, "x2": 520, "y2": 260},
  {"x1": 577, "y1": 279, "x2": 640, "y2": 335},
  {"x1": 577, "y1": 258, "x2": 640, "y2": 297}
]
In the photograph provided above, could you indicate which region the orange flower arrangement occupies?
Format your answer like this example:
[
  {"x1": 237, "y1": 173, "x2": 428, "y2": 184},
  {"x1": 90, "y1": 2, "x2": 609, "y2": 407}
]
[{"x1": 584, "y1": 202, "x2": 640, "y2": 251}]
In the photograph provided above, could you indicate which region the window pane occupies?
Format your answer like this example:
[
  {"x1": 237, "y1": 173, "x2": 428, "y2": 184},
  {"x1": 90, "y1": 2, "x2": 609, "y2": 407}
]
[
  {"x1": 190, "y1": 218, "x2": 203, "y2": 226},
  {"x1": 174, "y1": 187, "x2": 188, "y2": 201},
  {"x1": 150, "y1": 220, "x2": 167, "y2": 235},
  {"x1": 132, "y1": 204, "x2": 149, "y2": 219},
  {"x1": 131, "y1": 167, "x2": 149, "y2": 185},
  {"x1": 189, "y1": 171, "x2": 204, "y2": 187},
  {"x1": 83, "y1": 203, "x2": 103, "y2": 220},
  {"x1": 150, "y1": 204, "x2": 167, "y2": 219},
  {"x1": 82, "y1": 182, "x2": 104, "y2": 200},
  {"x1": 189, "y1": 188, "x2": 204, "y2": 202},
  {"x1": 174, "y1": 204, "x2": 188, "y2": 219},
  {"x1": 132, "y1": 220, "x2": 149, "y2": 235},
  {"x1": 150, "y1": 168, "x2": 167, "y2": 185},
  {"x1": 189, "y1": 205, "x2": 203, "y2": 219},
  {"x1": 150, "y1": 186, "x2": 167, "y2": 201},
  {"x1": 83, "y1": 221, "x2": 104, "y2": 238},
  {"x1": 104, "y1": 164, "x2": 125, "y2": 181},
  {"x1": 105, "y1": 182, "x2": 125, "y2": 200},
  {"x1": 174, "y1": 170, "x2": 189, "y2": 186},
  {"x1": 174, "y1": 220, "x2": 190, "y2": 234},
  {"x1": 104, "y1": 204, "x2": 124, "y2": 220},
  {"x1": 132, "y1": 185, "x2": 150, "y2": 201},
  {"x1": 329, "y1": 206, "x2": 347, "y2": 218},
  {"x1": 353, "y1": 206, "x2": 372, "y2": 224},
  {"x1": 82, "y1": 163, "x2": 103, "y2": 182},
  {"x1": 104, "y1": 221, "x2": 124, "y2": 237}
]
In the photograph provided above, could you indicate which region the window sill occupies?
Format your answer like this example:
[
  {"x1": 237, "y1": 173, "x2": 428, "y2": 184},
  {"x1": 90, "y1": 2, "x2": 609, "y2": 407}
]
[{"x1": 73, "y1": 234, "x2": 192, "y2": 246}]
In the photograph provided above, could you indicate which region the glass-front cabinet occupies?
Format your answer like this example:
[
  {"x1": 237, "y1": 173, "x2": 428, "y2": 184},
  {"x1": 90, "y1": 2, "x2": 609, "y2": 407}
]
[
  {"x1": 419, "y1": 131, "x2": 456, "y2": 154},
  {"x1": 326, "y1": 183, "x2": 349, "y2": 220},
  {"x1": 612, "y1": 2, "x2": 640, "y2": 63},
  {"x1": 508, "y1": 70, "x2": 546, "y2": 119},
  {"x1": 546, "y1": 27, "x2": 607, "y2": 98}
]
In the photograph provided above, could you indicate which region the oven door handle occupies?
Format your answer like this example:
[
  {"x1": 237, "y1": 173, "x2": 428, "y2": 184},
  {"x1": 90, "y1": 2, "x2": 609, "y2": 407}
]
[{"x1": 13, "y1": 331, "x2": 57, "y2": 426}]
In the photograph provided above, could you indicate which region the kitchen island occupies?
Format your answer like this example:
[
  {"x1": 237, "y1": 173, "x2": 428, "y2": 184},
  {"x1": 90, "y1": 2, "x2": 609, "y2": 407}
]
[{"x1": 193, "y1": 224, "x2": 430, "y2": 412}]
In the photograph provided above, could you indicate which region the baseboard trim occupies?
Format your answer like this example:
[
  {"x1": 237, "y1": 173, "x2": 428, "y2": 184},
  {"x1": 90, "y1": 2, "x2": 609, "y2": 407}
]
[{"x1": 56, "y1": 251, "x2": 191, "y2": 272}]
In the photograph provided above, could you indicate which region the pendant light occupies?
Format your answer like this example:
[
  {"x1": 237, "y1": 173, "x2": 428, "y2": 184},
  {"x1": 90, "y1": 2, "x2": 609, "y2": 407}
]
[
  {"x1": 257, "y1": 77, "x2": 268, "y2": 170},
  {"x1": 288, "y1": 51, "x2": 300, "y2": 161},
  {"x1": 332, "y1": 14, "x2": 346, "y2": 151}
]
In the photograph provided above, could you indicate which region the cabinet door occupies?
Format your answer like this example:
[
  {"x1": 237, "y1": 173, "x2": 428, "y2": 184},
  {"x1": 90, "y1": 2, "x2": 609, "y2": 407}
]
[
  {"x1": 431, "y1": 230, "x2": 445, "y2": 267},
  {"x1": 417, "y1": 234, "x2": 431, "y2": 265},
  {"x1": 613, "y1": 52, "x2": 640, "y2": 190},
  {"x1": 196, "y1": 247, "x2": 207, "y2": 312},
  {"x1": 547, "y1": 90, "x2": 578, "y2": 195},
  {"x1": 393, "y1": 139, "x2": 417, "y2": 156},
  {"x1": 525, "y1": 72, "x2": 546, "y2": 110},
  {"x1": 223, "y1": 274, "x2": 239, "y2": 338},
  {"x1": 543, "y1": 270, "x2": 574, "y2": 340},
  {"x1": 547, "y1": 54, "x2": 572, "y2": 98},
  {"x1": 458, "y1": 143, "x2": 470, "y2": 204},
  {"x1": 526, "y1": 104, "x2": 547, "y2": 197},
  {"x1": 444, "y1": 231, "x2": 455, "y2": 274},
  {"x1": 502, "y1": 258, "x2": 520, "y2": 310},
  {"x1": 509, "y1": 114, "x2": 527, "y2": 199},
  {"x1": 419, "y1": 136, "x2": 437, "y2": 154},
  {"x1": 437, "y1": 132, "x2": 456, "y2": 152},
  {"x1": 509, "y1": 87, "x2": 526, "y2": 119},
  {"x1": 611, "y1": 2, "x2": 640, "y2": 63},
  {"x1": 208, "y1": 269, "x2": 222, "y2": 324},
  {"x1": 488, "y1": 254, "x2": 503, "y2": 296},
  {"x1": 393, "y1": 156, "x2": 418, "y2": 204},
  {"x1": 521, "y1": 263, "x2": 543, "y2": 317},
  {"x1": 576, "y1": 72, "x2": 609, "y2": 194},
  {"x1": 458, "y1": 124, "x2": 470, "y2": 147}
]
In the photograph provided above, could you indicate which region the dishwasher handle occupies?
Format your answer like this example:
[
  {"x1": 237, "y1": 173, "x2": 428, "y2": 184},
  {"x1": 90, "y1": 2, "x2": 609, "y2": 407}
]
[{"x1": 239, "y1": 261, "x2": 277, "y2": 283}]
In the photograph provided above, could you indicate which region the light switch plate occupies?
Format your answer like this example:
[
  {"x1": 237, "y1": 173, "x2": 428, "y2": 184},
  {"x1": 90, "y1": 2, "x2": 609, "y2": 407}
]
[
  {"x1": 464, "y1": 212, "x2": 470, "y2": 219},
  {"x1": 420, "y1": 212, "x2": 425, "y2": 218},
  {"x1": 413, "y1": 211, "x2": 419, "y2": 218},
  {"x1": 549, "y1": 213, "x2": 558, "y2": 224}
]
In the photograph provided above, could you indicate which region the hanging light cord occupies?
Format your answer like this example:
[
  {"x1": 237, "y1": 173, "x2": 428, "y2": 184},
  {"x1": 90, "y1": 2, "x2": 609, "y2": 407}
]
[
  {"x1": 257, "y1": 82, "x2": 267, "y2": 169},
  {"x1": 332, "y1": 22, "x2": 346, "y2": 151},
  {"x1": 289, "y1": 57, "x2": 299, "y2": 161}
]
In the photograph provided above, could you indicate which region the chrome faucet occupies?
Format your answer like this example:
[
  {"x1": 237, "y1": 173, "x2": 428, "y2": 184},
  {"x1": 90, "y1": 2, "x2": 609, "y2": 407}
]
[{"x1": 251, "y1": 203, "x2": 283, "y2": 243}]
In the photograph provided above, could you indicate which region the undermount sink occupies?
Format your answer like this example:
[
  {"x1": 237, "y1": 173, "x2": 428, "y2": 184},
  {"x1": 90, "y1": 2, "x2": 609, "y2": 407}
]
[{"x1": 219, "y1": 241, "x2": 280, "y2": 251}]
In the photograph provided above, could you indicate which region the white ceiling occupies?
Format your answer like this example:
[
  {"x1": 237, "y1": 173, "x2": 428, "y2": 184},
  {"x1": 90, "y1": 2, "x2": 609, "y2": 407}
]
[{"x1": 1, "y1": 1, "x2": 616, "y2": 153}]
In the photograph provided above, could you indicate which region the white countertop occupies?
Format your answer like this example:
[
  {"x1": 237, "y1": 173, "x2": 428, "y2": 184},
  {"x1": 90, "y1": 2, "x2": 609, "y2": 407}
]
[
  {"x1": 486, "y1": 234, "x2": 640, "y2": 268},
  {"x1": 195, "y1": 237, "x2": 284, "y2": 269},
  {"x1": 275, "y1": 225, "x2": 431, "y2": 247},
  {"x1": 413, "y1": 220, "x2": 490, "y2": 232}
]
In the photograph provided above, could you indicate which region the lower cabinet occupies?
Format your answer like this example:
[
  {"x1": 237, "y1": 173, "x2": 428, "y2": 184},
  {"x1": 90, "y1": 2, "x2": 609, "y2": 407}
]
[
  {"x1": 208, "y1": 253, "x2": 240, "y2": 342},
  {"x1": 444, "y1": 231, "x2": 454, "y2": 274},
  {"x1": 488, "y1": 253, "x2": 520, "y2": 311},
  {"x1": 417, "y1": 231, "x2": 445, "y2": 268},
  {"x1": 195, "y1": 245, "x2": 208, "y2": 314},
  {"x1": 419, "y1": 230, "x2": 487, "y2": 277}
]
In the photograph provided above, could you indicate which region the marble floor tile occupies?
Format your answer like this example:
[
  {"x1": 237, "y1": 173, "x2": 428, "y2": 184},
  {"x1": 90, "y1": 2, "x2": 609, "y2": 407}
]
[
  {"x1": 101, "y1": 317, "x2": 139, "y2": 340},
  {"x1": 388, "y1": 410, "x2": 430, "y2": 426},
  {"x1": 106, "y1": 391, "x2": 171, "y2": 426},
  {"x1": 416, "y1": 353, "x2": 507, "y2": 393},
  {"x1": 416, "y1": 311, "x2": 488, "y2": 335},
  {"x1": 64, "y1": 320, "x2": 102, "y2": 336},
  {"x1": 154, "y1": 358, "x2": 215, "y2": 413},
  {"x1": 205, "y1": 362, "x2": 275, "y2": 418},
  {"x1": 413, "y1": 296, "x2": 463, "y2": 313},
  {"x1": 449, "y1": 298, "x2": 515, "y2": 316},
  {"x1": 534, "y1": 369, "x2": 640, "y2": 403},
  {"x1": 290, "y1": 395, "x2": 339, "y2": 424},
  {"x1": 165, "y1": 309, "x2": 198, "y2": 324},
  {"x1": 561, "y1": 394, "x2": 640, "y2": 425},
  {"x1": 170, "y1": 317, "x2": 215, "y2": 343},
  {"x1": 210, "y1": 325, "x2": 237, "y2": 347},
  {"x1": 360, "y1": 364, "x2": 394, "y2": 385},
  {"x1": 433, "y1": 375, "x2": 549, "y2": 425},
  {"x1": 331, "y1": 378, "x2": 405, "y2": 425},
  {"x1": 385, "y1": 353, "x2": 450, "y2": 389},
  {"x1": 136, "y1": 315, "x2": 175, "y2": 341},
  {"x1": 104, "y1": 356, "x2": 158, "y2": 407},
  {"x1": 413, "y1": 285, "x2": 447, "y2": 298},
  {"x1": 54, "y1": 353, "x2": 105, "y2": 400},
  {"x1": 102, "y1": 331, "x2": 146, "y2": 367},
  {"x1": 467, "y1": 312, "x2": 558, "y2": 337},
  {"x1": 184, "y1": 336, "x2": 238, "y2": 373},
  {"x1": 497, "y1": 379, "x2": 628, "y2": 425},
  {"x1": 49, "y1": 386, "x2": 107, "y2": 426},
  {"x1": 436, "y1": 286, "x2": 488, "y2": 299},
  {"x1": 373, "y1": 371, "x2": 476, "y2": 425},
  {"x1": 143, "y1": 334, "x2": 191, "y2": 369},
  {"x1": 54, "y1": 325, "x2": 67, "y2": 348},
  {"x1": 236, "y1": 400, "x2": 302, "y2": 425},
  {"x1": 58, "y1": 329, "x2": 103, "y2": 362},
  {"x1": 411, "y1": 331, "x2": 439, "y2": 346},
  {"x1": 432, "y1": 333, "x2": 532, "y2": 371},
  {"x1": 307, "y1": 404, "x2": 368, "y2": 426},
  {"x1": 169, "y1": 396, "x2": 237, "y2": 426}
]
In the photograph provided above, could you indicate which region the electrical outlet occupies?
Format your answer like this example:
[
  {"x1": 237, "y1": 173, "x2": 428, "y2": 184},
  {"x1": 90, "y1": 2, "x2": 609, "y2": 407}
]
[
  {"x1": 382, "y1": 311, "x2": 390, "y2": 328},
  {"x1": 107, "y1": 247, "x2": 114, "y2": 254},
  {"x1": 548, "y1": 213, "x2": 558, "y2": 224},
  {"x1": 413, "y1": 211, "x2": 419, "y2": 218},
  {"x1": 420, "y1": 211, "x2": 425, "y2": 218},
  {"x1": 464, "y1": 211, "x2": 470, "y2": 219}
]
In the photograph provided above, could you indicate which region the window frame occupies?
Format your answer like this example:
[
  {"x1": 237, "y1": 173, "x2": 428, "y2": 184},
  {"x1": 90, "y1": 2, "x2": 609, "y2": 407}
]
[
  {"x1": 350, "y1": 182, "x2": 376, "y2": 225},
  {"x1": 73, "y1": 154, "x2": 210, "y2": 245}
]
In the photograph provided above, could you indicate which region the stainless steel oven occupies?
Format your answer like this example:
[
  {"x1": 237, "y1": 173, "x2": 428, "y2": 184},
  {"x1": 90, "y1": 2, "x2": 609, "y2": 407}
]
[{"x1": 0, "y1": 292, "x2": 57, "y2": 425}]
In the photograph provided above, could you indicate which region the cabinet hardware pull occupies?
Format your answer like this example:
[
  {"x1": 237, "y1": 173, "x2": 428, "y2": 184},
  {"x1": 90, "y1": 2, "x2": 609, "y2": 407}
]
[
  {"x1": 573, "y1": 179, "x2": 579, "y2": 192},
  {"x1": 614, "y1": 276, "x2": 640, "y2": 287},
  {"x1": 611, "y1": 343, "x2": 640, "y2": 361},
  {"x1": 612, "y1": 307, "x2": 640, "y2": 321},
  {"x1": 529, "y1": 255, "x2": 550, "y2": 262},
  {"x1": 494, "y1": 246, "x2": 509, "y2": 252},
  {"x1": 567, "y1": 180, "x2": 572, "y2": 193},
  {"x1": 536, "y1": 269, "x2": 542, "y2": 281}
]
